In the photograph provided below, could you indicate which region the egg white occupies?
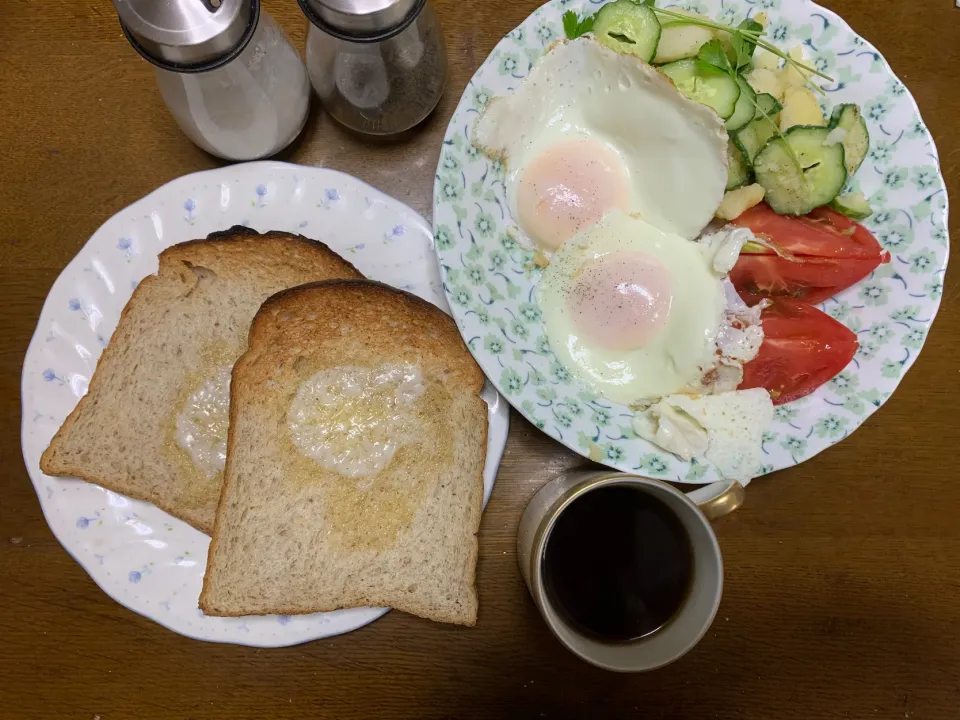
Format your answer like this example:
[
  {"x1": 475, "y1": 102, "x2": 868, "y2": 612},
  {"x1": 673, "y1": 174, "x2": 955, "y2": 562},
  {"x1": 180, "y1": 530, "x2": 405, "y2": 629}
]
[
  {"x1": 537, "y1": 211, "x2": 727, "y2": 404},
  {"x1": 473, "y1": 36, "x2": 729, "y2": 244}
]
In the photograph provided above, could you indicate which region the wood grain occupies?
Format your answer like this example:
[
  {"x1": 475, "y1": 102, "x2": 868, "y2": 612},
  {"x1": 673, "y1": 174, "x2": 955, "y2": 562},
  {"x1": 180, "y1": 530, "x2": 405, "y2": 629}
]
[{"x1": 1, "y1": 0, "x2": 958, "y2": 718}]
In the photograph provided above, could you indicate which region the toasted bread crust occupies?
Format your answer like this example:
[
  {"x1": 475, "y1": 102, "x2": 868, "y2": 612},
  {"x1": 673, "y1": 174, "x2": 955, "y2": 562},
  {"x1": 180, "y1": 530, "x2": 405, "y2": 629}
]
[
  {"x1": 200, "y1": 280, "x2": 487, "y2": 625},
  {"x1": 252, "y1": 279, "x2": 485, "y2": 390}
]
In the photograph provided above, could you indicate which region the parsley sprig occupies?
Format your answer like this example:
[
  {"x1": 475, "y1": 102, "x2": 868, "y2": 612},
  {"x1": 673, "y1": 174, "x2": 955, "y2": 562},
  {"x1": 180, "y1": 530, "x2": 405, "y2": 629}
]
[
  {"x1": 562, "y1": 10, "x2": 595, "y2": 39},
  {"x1": 562, "y1": 3, "x2": 833, "y2": 90},
  {"x1": 652, "y1": 6, "x2": 833, "y2": 85}
]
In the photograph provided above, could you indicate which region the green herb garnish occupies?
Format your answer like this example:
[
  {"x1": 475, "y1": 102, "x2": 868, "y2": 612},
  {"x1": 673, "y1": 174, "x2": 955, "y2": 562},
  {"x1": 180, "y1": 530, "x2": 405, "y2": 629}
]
[
  {"x1": 731, "y1": 18, "x2": 763, "y2": 71},
  {"x1": 697, "y1": 38, "x2": 733, "y2": 75},
  {"x1": 651, "y1": 6, "x2": 833, "y2": 86},
  {"x1": 562, "y1": 10, "x2": 596, "y2": 39}
]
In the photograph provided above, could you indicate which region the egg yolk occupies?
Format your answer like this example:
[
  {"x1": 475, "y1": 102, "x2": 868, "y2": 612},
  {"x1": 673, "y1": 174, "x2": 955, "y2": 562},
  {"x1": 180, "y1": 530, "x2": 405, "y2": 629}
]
[
  {"x1": 567, "y1": 251, "x2": 673, "y2": 351},
  {"x1": 516, "y1": 139, "x2": 630, "y2": 252}
]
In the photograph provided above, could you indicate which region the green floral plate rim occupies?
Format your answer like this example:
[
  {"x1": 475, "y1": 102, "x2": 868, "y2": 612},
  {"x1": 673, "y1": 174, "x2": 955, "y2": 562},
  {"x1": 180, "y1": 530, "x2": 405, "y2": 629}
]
[{"x1": 432, "y1": 0, "x2": 949, "y2": 484}]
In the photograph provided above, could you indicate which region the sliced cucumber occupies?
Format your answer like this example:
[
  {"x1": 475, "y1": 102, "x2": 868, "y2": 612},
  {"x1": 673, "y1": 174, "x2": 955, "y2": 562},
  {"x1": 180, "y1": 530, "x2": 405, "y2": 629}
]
[
  {"x1": 726, "y1": 138, "x2": 752, "y2": 190},
  {"x1": 732, "y1": 133, "x2": 753, "y2": 166},
  {"x1": 829, "y1": 104, "x2": 869, "y2": 175},
  {"x1": 659, "y1": 59, "x2": 741, "y2": 119},
  {"x1": 831, "y1": 191, "x2": 872, "y2": 220},
  {"x1": 725, "y1": 75, "x2": 757, "y2": 132},
  {"x1": 753, "y1": 125, "x2": 847, "y2": 215},
  {"x1": 735, "y1": 114, "x2": 778, "y2": 163},
  {"x1": 754, "y1": 92, "x2": 782, "y2": 120},
  {"x1": 594, "y1": 0, "x2": 661, "y2": 63},
  {"x1": 653, "y1": 22, "x2": 714, "y2": 63}
]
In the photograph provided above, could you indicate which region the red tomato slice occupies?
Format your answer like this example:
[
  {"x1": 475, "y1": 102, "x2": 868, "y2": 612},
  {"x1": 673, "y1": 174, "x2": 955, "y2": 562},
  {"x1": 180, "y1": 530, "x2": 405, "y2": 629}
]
[
  {"x1": 733, "y1": 204, "x2": 887, "y2": 259},
  {"x1": 729, "y1": 204, "x2": 890, "y2": 304},
  {"x1": 729, "y1": 255, "x2": 884, "y2": 305},
  {"x1": 739, "y1": 298, "x2": 858, "y2": 405}
]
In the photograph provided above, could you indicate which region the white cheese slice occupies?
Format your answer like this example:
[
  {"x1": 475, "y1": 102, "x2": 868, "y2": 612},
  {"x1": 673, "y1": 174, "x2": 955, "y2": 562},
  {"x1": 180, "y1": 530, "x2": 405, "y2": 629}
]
[{"x1": 633, "y1": 389, "x2": 773, "y2": 481}]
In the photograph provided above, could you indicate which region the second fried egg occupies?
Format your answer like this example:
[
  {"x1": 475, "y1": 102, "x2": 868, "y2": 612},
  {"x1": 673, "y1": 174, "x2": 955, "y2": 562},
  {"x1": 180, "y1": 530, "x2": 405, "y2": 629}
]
[{"x1": 537, "y1": 211, "x2": 761, "y2": 404}]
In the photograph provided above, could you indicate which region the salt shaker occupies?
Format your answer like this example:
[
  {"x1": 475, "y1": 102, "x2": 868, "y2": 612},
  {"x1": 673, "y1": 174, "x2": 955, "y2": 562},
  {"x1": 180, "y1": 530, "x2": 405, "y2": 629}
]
[
  {"x1": 114, "y1": 0, "x2": 311, "y2": 161},
  {"x1": 298, "y1": 0, "x2": 448, "y2": 134}
]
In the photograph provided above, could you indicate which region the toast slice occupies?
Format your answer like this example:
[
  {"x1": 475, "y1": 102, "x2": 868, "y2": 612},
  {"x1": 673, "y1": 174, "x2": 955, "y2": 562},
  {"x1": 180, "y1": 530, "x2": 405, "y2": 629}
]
[
  {"x1": 40, "y1": 227, "x2": 363, "y2": 534},
  {"x1": 199, "y1": 280, "x2": 487, "y2": 626}
]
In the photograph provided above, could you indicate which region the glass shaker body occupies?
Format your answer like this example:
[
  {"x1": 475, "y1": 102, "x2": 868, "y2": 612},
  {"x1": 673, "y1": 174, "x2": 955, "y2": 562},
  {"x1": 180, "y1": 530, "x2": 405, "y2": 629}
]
[
  {"x1": 305, "y1": 1, "x2": 447, "y2": 135},
  {"x1": 154, "y1": 11, "x2": 311, "y2": 161}
]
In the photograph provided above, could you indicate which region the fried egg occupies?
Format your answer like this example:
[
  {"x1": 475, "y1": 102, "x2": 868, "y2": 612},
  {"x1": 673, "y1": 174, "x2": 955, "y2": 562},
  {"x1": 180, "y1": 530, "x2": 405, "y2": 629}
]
[
  {"x1": 536, "y1": 211, "x2": 762, "y2": 405},
  {"x1": 473, "y1": 36, "x2": 728, "y2": 252}
]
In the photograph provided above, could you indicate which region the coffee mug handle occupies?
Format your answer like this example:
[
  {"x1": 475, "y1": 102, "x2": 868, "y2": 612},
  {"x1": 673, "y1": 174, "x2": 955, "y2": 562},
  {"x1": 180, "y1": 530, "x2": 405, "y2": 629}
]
[{"x1": 685, "y1": 480, "x2": 746, "y2": 520}]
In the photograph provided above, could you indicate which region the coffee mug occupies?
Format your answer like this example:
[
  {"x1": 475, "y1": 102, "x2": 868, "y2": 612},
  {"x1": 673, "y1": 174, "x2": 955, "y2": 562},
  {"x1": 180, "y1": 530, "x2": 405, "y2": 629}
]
[{"x1": 517, "y1": 471, "x2": 743, "y2": 672}]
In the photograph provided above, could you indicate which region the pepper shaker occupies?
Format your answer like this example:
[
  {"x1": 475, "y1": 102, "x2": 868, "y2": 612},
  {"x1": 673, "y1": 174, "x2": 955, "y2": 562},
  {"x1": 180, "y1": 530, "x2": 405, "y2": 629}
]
[
  {"x1": 298, "y1": 0, "x2": 448, "y2": 135},
  {"x1": 114, "y1": 0, "x2": 311, "y2": 161}
]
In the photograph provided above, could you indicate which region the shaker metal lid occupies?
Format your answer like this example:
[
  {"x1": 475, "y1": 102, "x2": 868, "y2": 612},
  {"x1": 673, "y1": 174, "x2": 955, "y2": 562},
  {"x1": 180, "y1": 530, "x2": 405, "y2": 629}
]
[
  {"x1": 113, "y1": 0, "x2": 256, "y2": 69},
  {"x1": 299, "y1": 0, "x2": 422, "y2": 38}
]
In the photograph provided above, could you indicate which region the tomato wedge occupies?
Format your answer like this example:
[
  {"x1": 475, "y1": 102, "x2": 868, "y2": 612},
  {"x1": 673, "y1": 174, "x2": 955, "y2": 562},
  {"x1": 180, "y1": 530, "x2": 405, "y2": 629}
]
[
  {"x1": 730, "y1": 203, "x2": 890, "y2": 305},
  {"x1": 739, "y1": 298, "x2": 858, "y2": 405}
]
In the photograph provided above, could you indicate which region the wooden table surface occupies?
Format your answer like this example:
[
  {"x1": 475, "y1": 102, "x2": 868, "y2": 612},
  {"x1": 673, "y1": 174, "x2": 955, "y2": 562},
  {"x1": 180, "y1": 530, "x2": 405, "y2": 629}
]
[{"x1": 2, "y1": 0, "x2": 958, "y2": 718}]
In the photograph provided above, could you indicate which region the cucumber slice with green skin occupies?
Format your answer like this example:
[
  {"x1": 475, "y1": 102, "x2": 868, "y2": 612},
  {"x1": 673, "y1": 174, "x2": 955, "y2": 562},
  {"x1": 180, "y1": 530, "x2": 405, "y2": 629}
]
[
  {"x1": 829, "y1": 104, "x2": 869, "y2": 175},
  {"x1": 830, "y1": 191, "x2": 872, "y2": 220},
  {"x1": 726, "y1": 138, "x2": 752, "y2": 190},
  {"x1": 659, "y1": 59, "x2": 741, "y2": 119},
  {"x1": 735, "y1": 114, "x2": 778, "y2": 163},
  {"x1": 754, "y1": 92, "x2": 782, "y2": 119},
  {"x1": 653, "y1": 22, "x2": 714, "y2": 63},
  {"x1": 734, "y1": 95, "x2": 781, "y2": 162},
  {"x1": 754, "y1": 125, "x2": 847, "y2": 215},
  {"x1": 593, "y1": 0, "x2": 661, "y2": 63},
  {"x1": 732, "y1": 133, "x2": 753, "y2": 166},
  {"x1": 725, "y1": 75, "x2": 757, "y2": 132}
]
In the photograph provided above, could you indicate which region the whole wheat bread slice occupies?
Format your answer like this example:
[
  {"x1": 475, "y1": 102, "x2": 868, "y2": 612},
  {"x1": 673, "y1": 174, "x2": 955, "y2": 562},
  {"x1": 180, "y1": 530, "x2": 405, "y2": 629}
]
[
  {"x1": 199, "y1": 280, "x2": 487, "y2": 626},
  {"x1": 40, "y1": 227, "x2": 363, "y2": 534}
]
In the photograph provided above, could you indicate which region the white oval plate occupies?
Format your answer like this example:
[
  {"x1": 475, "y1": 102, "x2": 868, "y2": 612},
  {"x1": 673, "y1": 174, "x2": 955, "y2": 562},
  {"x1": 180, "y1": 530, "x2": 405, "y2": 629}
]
[
  {"x1": 21, "y1": 161, "x2": 509, "y2": 647},
  {"x1": 433, "y1": 0, "x2": 948, "y2": 485}
]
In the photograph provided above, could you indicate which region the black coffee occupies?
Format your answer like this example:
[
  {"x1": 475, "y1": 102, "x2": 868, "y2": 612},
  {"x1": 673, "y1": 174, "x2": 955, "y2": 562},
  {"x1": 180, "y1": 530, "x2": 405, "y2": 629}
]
[{"x1": 542, "y1": 485, "x2": 693, "y2": 642}]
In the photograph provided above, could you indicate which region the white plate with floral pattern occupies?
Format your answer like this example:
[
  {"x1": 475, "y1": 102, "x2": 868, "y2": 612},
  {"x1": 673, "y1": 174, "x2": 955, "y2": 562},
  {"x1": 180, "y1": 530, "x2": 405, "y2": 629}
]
[
  {"x1": 432, "y1": 0, "x2": 948, "y2": 485},
  {"x1": 21, "y1": 161, "x2": 509, "y2": 647}
]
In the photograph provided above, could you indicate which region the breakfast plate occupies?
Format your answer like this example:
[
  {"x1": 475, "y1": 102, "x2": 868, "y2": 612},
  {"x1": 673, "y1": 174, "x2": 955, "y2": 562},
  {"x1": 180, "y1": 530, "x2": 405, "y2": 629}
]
[
  {"x1": 433, "y1": 0, "x2": 948, "y2": 485},
  {"x1": 21, "y1": 161, "x2": 509, "y2": 647}
]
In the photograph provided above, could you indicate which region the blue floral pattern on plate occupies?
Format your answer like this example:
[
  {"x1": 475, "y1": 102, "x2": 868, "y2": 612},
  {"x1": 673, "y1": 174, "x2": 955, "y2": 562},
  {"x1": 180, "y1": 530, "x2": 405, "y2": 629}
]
[
  {"x1": 21, "y1": 161, "x2": 508, "y2": 647},
  {"x1": 432, "y1": 0, "x2": 948, "y2": 485}
]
